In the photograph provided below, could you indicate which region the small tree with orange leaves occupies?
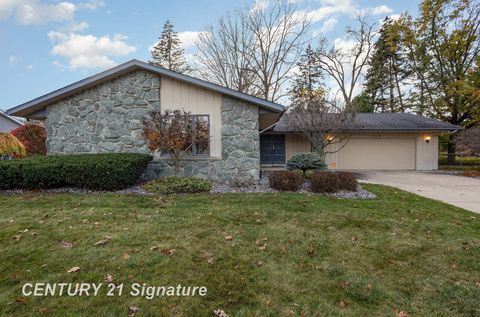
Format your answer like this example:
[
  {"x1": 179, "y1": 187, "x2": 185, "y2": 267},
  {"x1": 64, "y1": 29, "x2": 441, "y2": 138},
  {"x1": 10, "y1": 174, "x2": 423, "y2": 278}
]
[{"x1": 142, "y1": 109, "x2": 209, "y2": 176}]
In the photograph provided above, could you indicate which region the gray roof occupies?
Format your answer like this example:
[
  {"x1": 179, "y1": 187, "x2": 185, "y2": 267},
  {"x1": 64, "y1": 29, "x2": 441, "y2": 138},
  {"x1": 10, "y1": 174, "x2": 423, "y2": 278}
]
[
  {"x1": 7, "y1": 59, "x2": 285, "y2": 117},
  {"x1": 273, "y1": 112, "x2": 463, "y2": 132}
]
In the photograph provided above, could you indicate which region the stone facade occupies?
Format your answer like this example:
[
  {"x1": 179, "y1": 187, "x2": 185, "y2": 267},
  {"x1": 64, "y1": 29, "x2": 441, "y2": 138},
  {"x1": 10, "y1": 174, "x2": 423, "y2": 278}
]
[
  {"x1": 143, "y1": 96, "x2": 260, "y2": 181},
  {"x1": 45, "y1": 70, "x2": 160, "y2": 154},
  {"x1": 45, "y1": 69, "x2": 260, "y2": 181}
]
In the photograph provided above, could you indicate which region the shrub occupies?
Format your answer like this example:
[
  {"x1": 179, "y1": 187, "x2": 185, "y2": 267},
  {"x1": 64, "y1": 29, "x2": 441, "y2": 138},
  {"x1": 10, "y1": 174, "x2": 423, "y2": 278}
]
[
  {"x1": 287, "y1": 152, "x2": 327, "y2": 175},
  {"x1": 11, "y1": 124, "x2": 47, "y2": 156},
  {"x1": 439, "y1": 155, "x2": 480, "y2": 166},
  {"x1": 268, "y1": 170, "x2": 304, "y2": 192},
  {"x1": 310, "y1": 171, "x2": 358, "y2": 193},
  {"x1": 143, "y1": 176, "x2": 212, "y2": 194},
  {"x1": 336, "y1": 171, "x2": 358, "y2": 191},
  {"x1": 0, "y1": 133, "x2": 26, "y2": 158},
  {"x1": 0, "y1": 153, "x2": 152, "y2": 190}
]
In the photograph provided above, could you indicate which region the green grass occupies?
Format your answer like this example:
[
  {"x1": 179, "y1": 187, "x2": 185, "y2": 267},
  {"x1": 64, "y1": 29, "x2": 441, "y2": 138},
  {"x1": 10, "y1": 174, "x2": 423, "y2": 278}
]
[
  {"x1": 1, "y1": 185, "x2": 480, "y2": 316},
  {"x1": 439, "y1": 165, "x2": 480, "y2": 171}
]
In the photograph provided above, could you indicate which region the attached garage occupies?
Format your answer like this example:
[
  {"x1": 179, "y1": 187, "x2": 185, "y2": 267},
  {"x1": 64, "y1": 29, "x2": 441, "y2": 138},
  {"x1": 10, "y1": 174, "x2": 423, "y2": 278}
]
[
  {"x1": 335, "y1": 138, "x2": 416, "y2": 170},
  {"x1": 267, "y1": 113, "x2": 462, "y2": 171}
]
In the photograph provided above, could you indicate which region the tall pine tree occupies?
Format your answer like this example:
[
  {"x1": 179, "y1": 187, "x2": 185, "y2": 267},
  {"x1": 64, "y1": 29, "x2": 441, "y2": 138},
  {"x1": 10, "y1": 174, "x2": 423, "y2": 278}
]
[
  {"x1": 150, "y1": 20, "x2": 192, "y2": 74},
  {"x1": 289, "y1": 45, "x2": 324, "y2": 105},
  {"x1": 363, "y1": 17, "x2": 409, "y2": 113}
]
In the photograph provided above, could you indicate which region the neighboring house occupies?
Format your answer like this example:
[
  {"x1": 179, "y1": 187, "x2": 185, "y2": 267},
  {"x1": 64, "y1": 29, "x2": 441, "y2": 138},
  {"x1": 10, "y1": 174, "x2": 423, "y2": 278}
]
[
  {"x1": 0, "y1": 110, "x2": 24, "y2": 132},
  {"x1": 7, "y1": 60, "x2": 461, "y2": 180}
]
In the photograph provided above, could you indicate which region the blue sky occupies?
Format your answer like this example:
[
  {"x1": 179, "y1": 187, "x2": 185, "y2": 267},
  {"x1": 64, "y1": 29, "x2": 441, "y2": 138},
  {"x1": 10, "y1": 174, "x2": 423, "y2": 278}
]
[{"x1": 0, "y1": 0, "x2": 419, "y2": 111}]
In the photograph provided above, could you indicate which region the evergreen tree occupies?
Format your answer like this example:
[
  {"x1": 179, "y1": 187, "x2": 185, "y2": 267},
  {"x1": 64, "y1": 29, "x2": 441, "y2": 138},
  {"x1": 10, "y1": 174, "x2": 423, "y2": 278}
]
[
  {"x1": 363, "y1": 17, "x2": 409, "y2": 112},
  {"x1": 150, "y1": 20, "x2": 192, "y2": 73},
  {"x1": 289, "y1": 45, "x2": 324, "y2": 105}
]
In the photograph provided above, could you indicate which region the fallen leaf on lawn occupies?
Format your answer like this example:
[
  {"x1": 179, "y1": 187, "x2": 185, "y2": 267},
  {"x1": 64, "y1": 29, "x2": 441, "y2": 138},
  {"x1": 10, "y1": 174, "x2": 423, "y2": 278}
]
[
  {"x1": 104, "y1": 274, "x2": 114, "y2": 283},
  {"x1": 94, "y1": 222, "x2": 100, "y2": 226},
  {"x1": 207, "y1": 257, "x2": 214, "y2": 264},
  {"x1": 149, "y1": 245, "x2": 160, "y2": 251},
  {"x1": 94, "y1": 236, "x2": 112, "y2": 246},
  {"x1": 367, "y1": 284, "x2": 373, "y2": 290},
  {"x1": 123, "y1": 253, "x2": 130, "y2": 260},
  {"x1": 31, "y1": 231, "x2": 37, "y2": 236},
  {"x1": 476, "y1": 282, "x2": 480, "y2": 288},
  {"x1": 263, "y1": 299, "x2": 272, "y2": 306},
  {"x1": 67, "y1": 266, "x2": 80, "y2": 273},
  {"x1": 15, "y1": 297, "x2": 27, "y2": 304},
  {"x1": 280, "y1": 245, "x2": 287, "y2": 255},
  {"x1": 397, "y1": 311, "x2": 408, "y2": 317},
  {"x1": 60, "y1": 240, "x2": 73, "y2": 248},
  {"x1": 450, "y1": 263, "x2": 457, "y2": 269},
  {"x1": 12, "y1": 235, "x2": 22, "y2": 241},
  {"x1": 339, "y1": 301, "x2": 346, "y2": 309},
  {"x1": 307, "y1": 247, "x2": 316, "y2": 257},
  {"x1": 340, "y1": 281, "x2": 349, "y2": 289},
  {"x1": 161, "y1": 248, "x2": 175, "y2": 256},
  {"x1": 259, "y1": 244, "x2": 267, "y2": 251},
  {"x1": 224, "y1": 235, "x2": 234, "y2": 241},
  {"x1": 129, "y1": 305, "x2": 139, "y2": 315},
  {"x1": 213, "y1": 309, "x2": 229, "y2": 317},
  {"x1": 22, "y1": 229, "x2": 29, "y2": 233},
  {"x1": 351, "y1": 236, "x2": 358, "y2": 241},
  {"x1": 256, "y1": 261, "x2": 264, "y2": 267}
]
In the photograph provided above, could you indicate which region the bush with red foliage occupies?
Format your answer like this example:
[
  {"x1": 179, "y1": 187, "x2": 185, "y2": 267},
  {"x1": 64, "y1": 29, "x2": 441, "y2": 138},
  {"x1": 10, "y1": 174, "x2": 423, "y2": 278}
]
[
  {"x1": 11, "y1": 124, "x2": 47, "y2": 156},
  {"x1": 310, "y1": 171, "x2": 358, "y2": 193},
  {"x1": 268, "y1": 170, "x2": 304, "y2": 191}
]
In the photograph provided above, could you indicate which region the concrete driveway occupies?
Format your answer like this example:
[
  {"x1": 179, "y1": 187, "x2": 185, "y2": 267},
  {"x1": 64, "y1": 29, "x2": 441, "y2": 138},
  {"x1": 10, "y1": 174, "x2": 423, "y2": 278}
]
[{"x1": 357, "y1": 171, "x2": 480, "y2": 213}]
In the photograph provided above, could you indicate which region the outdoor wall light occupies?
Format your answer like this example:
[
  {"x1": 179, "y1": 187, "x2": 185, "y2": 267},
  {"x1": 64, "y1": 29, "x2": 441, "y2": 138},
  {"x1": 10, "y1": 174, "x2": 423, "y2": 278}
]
[
  {"x1": 326, "y1": 135, "x2": 334, "y2": 141},
  {"x1": 425, "y1": 136, "x2": 431, "y2": 143}
]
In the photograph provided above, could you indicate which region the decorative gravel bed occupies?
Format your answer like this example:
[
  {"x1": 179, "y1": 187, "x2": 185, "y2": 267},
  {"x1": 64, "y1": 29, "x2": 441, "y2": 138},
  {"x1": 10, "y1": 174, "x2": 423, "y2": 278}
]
[
  {"x1": 212, "y1": 177, "x2": 376, "y2": 199},
  {"x1": 1, "y1": 178, "x2": 376, "y2": 199}
]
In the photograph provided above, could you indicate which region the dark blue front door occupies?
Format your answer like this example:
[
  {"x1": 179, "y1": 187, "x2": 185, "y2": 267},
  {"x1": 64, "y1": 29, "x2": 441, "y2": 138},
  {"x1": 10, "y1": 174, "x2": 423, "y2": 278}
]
[{"x1": 260, "y1": 134, "x2": 285, "y2": 165}]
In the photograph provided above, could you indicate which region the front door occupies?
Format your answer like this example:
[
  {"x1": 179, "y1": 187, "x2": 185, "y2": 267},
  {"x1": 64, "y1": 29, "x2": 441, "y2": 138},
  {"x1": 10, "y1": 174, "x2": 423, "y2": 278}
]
[{"x1": 260, "y1": 134, "x2": 286, "y2": 165}]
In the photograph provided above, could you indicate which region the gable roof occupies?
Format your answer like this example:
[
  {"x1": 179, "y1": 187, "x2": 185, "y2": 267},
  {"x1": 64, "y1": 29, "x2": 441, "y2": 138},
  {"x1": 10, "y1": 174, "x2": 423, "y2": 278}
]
[
  {"x1": 0, "y1": 110, "x2": 24, "y2": 126},
  {"x1": 7, "y1": 59, "x2": 285, "y2": 118},
  {"x1": 273, "y1": 112, "x2": 463, "y2": 132}
]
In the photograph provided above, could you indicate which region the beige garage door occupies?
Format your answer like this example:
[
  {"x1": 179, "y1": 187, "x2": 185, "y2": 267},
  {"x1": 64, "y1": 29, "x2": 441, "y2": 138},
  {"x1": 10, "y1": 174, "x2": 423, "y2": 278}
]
[{"x1": 338, "y1": 138, "x2": 416, "y2": 170}]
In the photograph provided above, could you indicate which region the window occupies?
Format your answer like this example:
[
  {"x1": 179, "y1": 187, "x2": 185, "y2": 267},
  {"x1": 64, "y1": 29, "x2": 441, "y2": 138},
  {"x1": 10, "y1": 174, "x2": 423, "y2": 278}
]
[{"x1": 189, "y1": 115, "x2": 210, "y2": 156}]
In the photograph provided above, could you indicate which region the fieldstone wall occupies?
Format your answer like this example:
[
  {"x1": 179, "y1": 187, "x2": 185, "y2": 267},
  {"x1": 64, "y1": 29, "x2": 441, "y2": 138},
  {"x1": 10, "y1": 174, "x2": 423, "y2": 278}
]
[
  {"x1": 45, "y1": 70, "x2": 160, "y2": 154},
  {"x1": 143, "y1": 96, "x2": 260, "y2": 181},
  {"x1": 45, "y1": 70, "x2": 260, "y2": 181}
]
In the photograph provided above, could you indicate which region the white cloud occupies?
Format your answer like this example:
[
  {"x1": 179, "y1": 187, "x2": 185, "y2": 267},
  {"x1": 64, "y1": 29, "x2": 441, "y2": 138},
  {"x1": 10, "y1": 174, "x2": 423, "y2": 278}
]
[
  {"x1": 50, "y1": 33, "x2": 137, "y2": 70},
  {"x1": 8, "y1": 55, "x2": 21, "y2": 65},
  {"x1": 317, "y1": 17, "x2": 337, "y2": 33},
  {"x1": 250, "y1": 0, "x2": 269, "y2": 13},
  {"x1": 299, "y1": 0, "x2": 354, "y2": 23},
  {"x1": 370, "y1": 5, "x2": 393, "y2": 16},
  {"x1": 79, "y1": 0, "x2": 105, "y2": 10},
  {"x1": 61, "y1": 21, "x2": 89, "y2": 32},
  {"x1": 0, "y1": 0, "x2": 76, "y2": 25},
  {"x1": 178, "y1": 31, "x2": 200, "y2": 49}
]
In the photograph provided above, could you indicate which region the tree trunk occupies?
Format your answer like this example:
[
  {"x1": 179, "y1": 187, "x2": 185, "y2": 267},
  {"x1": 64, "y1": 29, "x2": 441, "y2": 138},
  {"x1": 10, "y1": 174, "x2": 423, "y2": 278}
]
[{"x1": 447, "y1": 134, "x2": 456, "y2": 165}]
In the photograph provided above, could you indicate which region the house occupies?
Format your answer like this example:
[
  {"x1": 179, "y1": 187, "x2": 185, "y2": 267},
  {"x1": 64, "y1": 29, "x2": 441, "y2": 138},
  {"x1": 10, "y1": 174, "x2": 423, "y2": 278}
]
[
  {"x1": 7, "y1": 60, "x2": 461, "y2": 180},
  {"x1": 0, "y1": 110, "x2": 24, "y2": 133}
]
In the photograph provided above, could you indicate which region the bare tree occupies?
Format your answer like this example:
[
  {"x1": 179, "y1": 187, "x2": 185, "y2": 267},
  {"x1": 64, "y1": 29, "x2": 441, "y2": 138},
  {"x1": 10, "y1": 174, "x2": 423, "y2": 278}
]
[
  {"x1": 196, "y1": 14, "x2": 257, "y2": 94},
  {"x1": 282, "y1": 92, "x2": 355, "y2": 157},
  {"x1": 195, "y1": 0, "x2": 310, "y2": 102},
  {"x1": 317, "y1": 16, "x2": 376, "y2": 108}
]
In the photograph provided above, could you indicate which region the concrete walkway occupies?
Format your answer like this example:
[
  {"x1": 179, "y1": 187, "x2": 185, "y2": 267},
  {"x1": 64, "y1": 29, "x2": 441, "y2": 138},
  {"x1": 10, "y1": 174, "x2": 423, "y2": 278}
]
[{"x1": 357, "y1": 171, "x2": 480, "y2": 213}]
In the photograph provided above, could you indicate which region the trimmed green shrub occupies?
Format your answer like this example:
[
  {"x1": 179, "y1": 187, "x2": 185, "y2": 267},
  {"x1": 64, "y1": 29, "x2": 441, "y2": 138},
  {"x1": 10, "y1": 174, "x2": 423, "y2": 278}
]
[
  {"x1": 268, "y1": 170, "x2": 304, "y2": 192},
  {"x1": 310, "y1": 171, "x2": 358, "y2": 193},
  {"x1": 439, "y1": 155, "x2": 480, "y2": 166},
  {"x1": 0, "y1": 153, "x2": 152, "y2": 190},
  {"x1": 143, "y1": 176, "x2": 212, "y2": 194},
  {"x1": 287, "y1": 152, "x2": 327, "y2": 175}
]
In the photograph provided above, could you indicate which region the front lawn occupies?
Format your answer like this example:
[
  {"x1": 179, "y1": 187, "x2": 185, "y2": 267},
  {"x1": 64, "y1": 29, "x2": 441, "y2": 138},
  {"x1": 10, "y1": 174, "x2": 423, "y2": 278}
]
[{"x1": 1, "y1": 185, "x2": 479, "y2": 316}]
